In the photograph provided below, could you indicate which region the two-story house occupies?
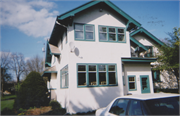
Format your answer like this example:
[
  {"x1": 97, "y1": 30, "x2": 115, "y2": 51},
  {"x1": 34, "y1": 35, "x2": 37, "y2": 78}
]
[{"x1": 42, "y1": 0, "x2": 169, "y2": 114}]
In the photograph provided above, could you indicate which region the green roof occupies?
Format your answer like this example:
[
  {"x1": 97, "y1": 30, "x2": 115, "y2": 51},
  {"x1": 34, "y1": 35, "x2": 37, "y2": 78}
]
[
  {"x1": 130, "y1": 37, "x2": 148, "y2": 51},
  {"x1": 57, "y1": 1, "x2": 141, "y2": 27},
  {"x1": 130, "y1": 27, "x2": 164, "y2": 46}
]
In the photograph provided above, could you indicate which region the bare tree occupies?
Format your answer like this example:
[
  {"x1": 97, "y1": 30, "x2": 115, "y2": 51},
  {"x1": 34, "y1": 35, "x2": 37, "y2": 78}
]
[
  {"x1": 25, "y1": 55, "x2": 44, "y2": 75},
  {"x1": 1, "y1": 52, "x2": 12, "y2": 96},
  {"x1": 9, "y1": 53, "x2": 26, "y2": 83}
]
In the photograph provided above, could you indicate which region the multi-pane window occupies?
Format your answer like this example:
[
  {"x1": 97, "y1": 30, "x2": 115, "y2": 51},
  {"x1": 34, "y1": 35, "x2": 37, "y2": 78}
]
[
  {"x1": 75, "y1": 24, "x2": 94, "y2": 41},
  {"x1": 77, "y1": 64, "x2": 117, "y2": 87},
  {"x1": 61, "y1": 65, "x2": 68, "y2": 88},
  {"x1": 99, "y1": 26, "x2": 125, "y2": 42},
  {"x1": 128, "y1": 76, "x2": 136, "y2": 91}
]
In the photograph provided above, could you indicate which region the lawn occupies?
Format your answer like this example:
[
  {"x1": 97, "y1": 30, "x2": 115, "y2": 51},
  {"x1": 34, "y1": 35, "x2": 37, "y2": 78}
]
[
  {"x1": 1, "y1": 94, "x2": 16, "y2": 100},
  {"x1": 1, "y1": 94, "x2": 16, "y2": 111},
  {"x1": 1, "y1": 99, "x2": 14, "y2": 111}
]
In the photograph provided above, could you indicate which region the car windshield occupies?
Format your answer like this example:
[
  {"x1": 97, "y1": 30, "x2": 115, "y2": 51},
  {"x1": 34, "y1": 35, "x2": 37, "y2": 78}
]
[{"x1": 144, "y1": 96, "x2": 179, "y2": 115}]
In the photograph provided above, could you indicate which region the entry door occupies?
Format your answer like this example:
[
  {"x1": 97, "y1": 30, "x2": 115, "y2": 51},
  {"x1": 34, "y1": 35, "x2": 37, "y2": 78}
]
[{"x1": 140, "y1": 75, "x2": 150, "y2": 93}]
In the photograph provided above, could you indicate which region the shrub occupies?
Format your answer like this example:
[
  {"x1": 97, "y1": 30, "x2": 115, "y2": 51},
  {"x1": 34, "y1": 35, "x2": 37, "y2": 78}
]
[
  {"x1": 49, "y1": 100, "x2": 62, "y2": 110},
  {"x1": 1, "y1": 108, "x2": 15, "y2": 115},
  {"x1": 14, "y1": 71, "x2": 49, "y2": 110}
]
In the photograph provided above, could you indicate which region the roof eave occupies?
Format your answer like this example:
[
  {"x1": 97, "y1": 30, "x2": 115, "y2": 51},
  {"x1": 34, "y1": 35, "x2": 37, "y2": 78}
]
[
  {"x1": 130, "y1": 27, "x2": 165, "y2": 46},
  {"x1": 57, "y1": 1, "x2": 141, "y2": 28},
  {"x1": 122, "y1": 57, "x2": 157, "y2": 63}
]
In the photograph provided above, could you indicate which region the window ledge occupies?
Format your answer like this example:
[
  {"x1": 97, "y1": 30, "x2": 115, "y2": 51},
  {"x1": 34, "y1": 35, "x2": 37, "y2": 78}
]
[{"x1": 77, "y1": 84, "x2": 118, "y2": 88}]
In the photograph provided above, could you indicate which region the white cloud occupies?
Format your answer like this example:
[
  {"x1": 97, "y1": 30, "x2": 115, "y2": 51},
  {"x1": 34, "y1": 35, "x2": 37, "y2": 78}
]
[{"x1": 0, "y1": 0, "x2": 59, "y2": 38}]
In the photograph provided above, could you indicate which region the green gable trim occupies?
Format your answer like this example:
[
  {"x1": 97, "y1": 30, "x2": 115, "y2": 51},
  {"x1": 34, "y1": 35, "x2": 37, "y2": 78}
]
[
  {"x1": 45, "y1": 62, "x2": 51, "y2": 67},
  {"x1": 52, "y1": 53, "x2": 61, "y2": 56},
  {"x1": 45, "y1": 71, "x2": 57, "y2": 73},
  {"x1": 122, "y1": 57, "x2": 157, "y2": 62},
  {"x1": 58, "y1": 1, "x2": 100, "y2": 20},
  {"x1": 130, "y1": 37, "x2": 148, "y2": 51},
  {"x1": 104, "y1": 1, "x2": 141, "y2": 27},
  {"x1": 130, "y1": 27, "x2": 164, "y2": 46},
  {"x1": 58, "y1": 1, "x2": 141, "y2": 27}
]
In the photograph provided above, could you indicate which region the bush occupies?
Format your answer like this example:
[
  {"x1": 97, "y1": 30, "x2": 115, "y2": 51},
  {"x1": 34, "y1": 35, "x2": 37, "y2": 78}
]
[
  {"x1": 14, "y1": 71, "x2": 49, "y2": 110},
  {"x1": 1, "y1": 108, "x2": 16, "y2": 115},
  {"x1": 49, "y1": 100, "x2": 61, "y2": 110}
]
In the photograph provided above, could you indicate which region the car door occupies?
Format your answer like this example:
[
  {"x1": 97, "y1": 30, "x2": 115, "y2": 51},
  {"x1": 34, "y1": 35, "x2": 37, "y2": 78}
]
[{"x1": 108, "y1": 99, "x2": 130, "y2": 116}]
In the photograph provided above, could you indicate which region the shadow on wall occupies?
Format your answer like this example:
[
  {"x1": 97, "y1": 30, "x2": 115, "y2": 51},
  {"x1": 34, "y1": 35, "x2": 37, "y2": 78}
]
[
  {"x1": 51, "y1": 90, "x2": 57, "y2": 100},
  {"x1": 69, "y1": 87, "x2": 121, "y2": 114}
]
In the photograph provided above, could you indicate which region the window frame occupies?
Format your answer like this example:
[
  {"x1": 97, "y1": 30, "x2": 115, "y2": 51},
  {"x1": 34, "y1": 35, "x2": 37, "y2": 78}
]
[
  {"x1": 98, "y1": 25, "x2": 126, "y2": 43},
  {"x1": 74, "y1": 23, "x2": 95, "y2": 41},
  {"x1": 152, "y1": 70, "x2": 161, "y2": 82},
  {"x1": 60, "y1": 65, "x2": 69, "y2": 89},
  {"x1": 77, "y1": 63, "x2": 118, "y2": 88},
  {"x1": 128, "y1": 75, "x2": 137, "y2": 91}
]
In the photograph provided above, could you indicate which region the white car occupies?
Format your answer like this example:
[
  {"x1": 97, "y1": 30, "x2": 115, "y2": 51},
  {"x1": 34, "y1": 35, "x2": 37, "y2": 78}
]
[{"x1": 95, "y1": 93, "x2": 180, "y2": 116}]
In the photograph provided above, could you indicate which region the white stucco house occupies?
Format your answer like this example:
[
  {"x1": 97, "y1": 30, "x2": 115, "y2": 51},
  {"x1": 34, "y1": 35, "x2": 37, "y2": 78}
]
[{"x1": 42, "y1": 0, "x2": 175, "y2": 114}]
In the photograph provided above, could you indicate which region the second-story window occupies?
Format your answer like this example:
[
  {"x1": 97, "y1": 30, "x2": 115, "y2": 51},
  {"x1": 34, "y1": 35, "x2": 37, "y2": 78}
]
[
  {"x1": 74, "y1": 24, "x2": 95, "y2": 41},
  {"x1": 99, "y1": 26, "x2": 125, "y2": 42}
]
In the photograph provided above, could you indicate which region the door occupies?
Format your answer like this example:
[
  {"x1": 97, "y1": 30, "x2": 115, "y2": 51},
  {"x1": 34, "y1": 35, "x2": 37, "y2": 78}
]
[{"x1": 140, "y1": 75, "x2": 150, "y2": 93}]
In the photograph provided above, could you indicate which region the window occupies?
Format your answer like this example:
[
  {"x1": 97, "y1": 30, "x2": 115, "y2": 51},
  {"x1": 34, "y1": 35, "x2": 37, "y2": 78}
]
[
  {"x1": 109, "y1": 99, "x2": 129, "y2": 115},
  {"x1": 99, "y1": 26, "x2": 125, "y2": 42},
  {"x1": 144, "y1": 97, "x2": 179, "y2": 115},
  {"x1": 128, "y1": 100, "x2": 143, "y2": 115},
  {"x1": 152, "y1": 70, "x2": 161, "y2": 82},
  {"x1": 145, "y1": 46, "x2": 153, "y2": 57},
  {"x1": 74, "y1": 24, "x2": 95, "y2": 41},
  {"x1": 128, "y1": 75, "x2": 137, "y2": 91},
  {"x1": 60, "y1": 65, "x2": 68, "y2": 88},
  {"x1": 77, "y1": 64, "x2": 117, "y2": 87}
]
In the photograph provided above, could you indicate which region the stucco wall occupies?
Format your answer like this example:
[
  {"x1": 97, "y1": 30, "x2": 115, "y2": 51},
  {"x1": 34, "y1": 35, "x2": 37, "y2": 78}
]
[{"x1": 124, "y1": 62, "x2": 154, "y2": 95}]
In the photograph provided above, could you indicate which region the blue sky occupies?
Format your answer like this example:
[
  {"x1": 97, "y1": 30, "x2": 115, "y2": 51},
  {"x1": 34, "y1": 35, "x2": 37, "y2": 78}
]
[{"x1": 0, "y1": 0, "x2": 179, "y2": 61}]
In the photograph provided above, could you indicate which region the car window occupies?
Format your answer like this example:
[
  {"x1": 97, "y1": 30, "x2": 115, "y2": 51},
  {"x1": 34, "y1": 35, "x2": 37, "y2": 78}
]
[
  {"x1": 144, "y1": 97, "x2": 179, "y2": 115},
  {"x1": 128, "y1": 100, "x2": 143, "y2": 116},
  {"x1": 109, "y1": 99, "x2": 129, "y2": 115}
]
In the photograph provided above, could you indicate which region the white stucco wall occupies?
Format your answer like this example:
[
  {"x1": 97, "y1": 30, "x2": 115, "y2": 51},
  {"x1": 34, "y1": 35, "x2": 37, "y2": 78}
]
[{"x1": 124, "y1": 63, "x2": 154, "y2": 95}]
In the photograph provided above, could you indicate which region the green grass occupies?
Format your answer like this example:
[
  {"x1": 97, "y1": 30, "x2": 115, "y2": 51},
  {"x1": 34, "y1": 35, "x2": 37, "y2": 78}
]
[
  {"x1": 1, "y1": 99, "x2": 15, "y2": 111},
  {"x1": 1, "y1": 95, "x2": 16, "y2": 100}
]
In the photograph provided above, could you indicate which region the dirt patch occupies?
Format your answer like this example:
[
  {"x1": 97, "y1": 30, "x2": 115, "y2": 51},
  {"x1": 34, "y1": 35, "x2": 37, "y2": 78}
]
[{"x1": 20, "y1": 106, "x2": 52, "y2": 115}]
